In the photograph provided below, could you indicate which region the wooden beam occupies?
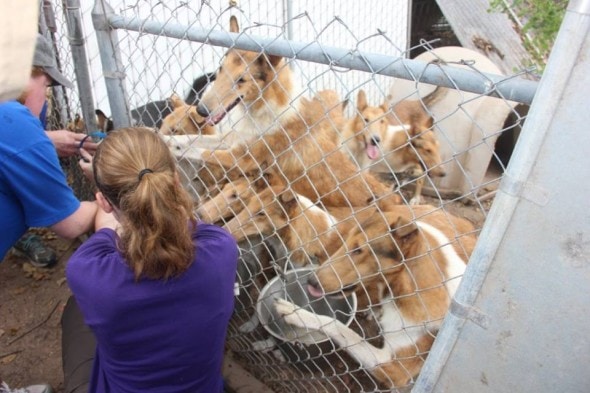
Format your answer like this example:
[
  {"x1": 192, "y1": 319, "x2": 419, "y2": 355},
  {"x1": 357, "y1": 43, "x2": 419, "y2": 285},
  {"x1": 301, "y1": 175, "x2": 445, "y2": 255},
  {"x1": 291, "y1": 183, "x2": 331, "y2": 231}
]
[{"x1": 435, "y1": 0, "x2": 536, "y2": 78}]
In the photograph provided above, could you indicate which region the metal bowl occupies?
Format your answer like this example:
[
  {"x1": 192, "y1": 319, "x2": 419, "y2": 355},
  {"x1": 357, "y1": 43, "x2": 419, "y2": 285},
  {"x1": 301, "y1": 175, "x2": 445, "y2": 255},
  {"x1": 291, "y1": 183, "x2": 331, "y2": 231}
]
[{"x1": 256, "y1": 266, "x2": 357, "y2": 346}]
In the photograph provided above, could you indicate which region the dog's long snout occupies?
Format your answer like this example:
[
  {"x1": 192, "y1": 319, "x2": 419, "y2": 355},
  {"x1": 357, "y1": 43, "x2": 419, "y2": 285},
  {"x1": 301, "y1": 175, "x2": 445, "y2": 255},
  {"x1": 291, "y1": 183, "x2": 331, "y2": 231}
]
[
  {"x1": 428, "y1": 166, "x2": 447, "y2": 178},
  {"x1": 370, "y1": 135, "x2": 381, "y2": 146},
  {"x1": 196, "y1": 103, "x2": 210, "y2": 118}
]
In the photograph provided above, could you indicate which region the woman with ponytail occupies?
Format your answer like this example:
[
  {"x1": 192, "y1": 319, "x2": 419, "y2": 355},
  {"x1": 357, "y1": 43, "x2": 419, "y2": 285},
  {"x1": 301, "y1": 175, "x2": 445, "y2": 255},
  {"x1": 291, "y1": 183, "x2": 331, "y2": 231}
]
[{"x1": 63, "y1": 127, "x2": 238, "y2": 393}]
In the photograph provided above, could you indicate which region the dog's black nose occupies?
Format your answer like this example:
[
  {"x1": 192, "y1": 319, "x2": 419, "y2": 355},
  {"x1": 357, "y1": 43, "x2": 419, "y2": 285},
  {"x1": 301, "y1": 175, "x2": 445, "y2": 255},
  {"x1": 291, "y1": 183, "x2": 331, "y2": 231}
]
[
  {"x1": 196, "y1": 103, "x2": 210, "y2": 118},
  {"x1": 307, "y1": 276, "x2": 319, "y2": 288},
  {"x1": 371, "y1": 135, "x2": 381, "y2": 146}
]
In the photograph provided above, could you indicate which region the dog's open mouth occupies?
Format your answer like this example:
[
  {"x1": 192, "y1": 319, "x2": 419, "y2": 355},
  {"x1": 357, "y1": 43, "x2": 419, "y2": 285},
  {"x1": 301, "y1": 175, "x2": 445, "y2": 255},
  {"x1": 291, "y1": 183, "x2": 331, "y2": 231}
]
[
  {"x1": 365, "y1": 138, "x2": 380, "y2": 160},
  {"x1": 307, "y1": 281, "x2": 357, "y2": 299},
  {"x1": 206, "y1": 97, "x2": 241, "y2": 125}
]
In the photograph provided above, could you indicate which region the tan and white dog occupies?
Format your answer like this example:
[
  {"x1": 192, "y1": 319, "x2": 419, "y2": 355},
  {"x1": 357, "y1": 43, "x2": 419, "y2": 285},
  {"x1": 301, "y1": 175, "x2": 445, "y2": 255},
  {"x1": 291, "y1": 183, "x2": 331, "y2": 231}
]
[
  {"x1": 196, "y1": 175, "x2": 270, "y2": 225},
  {"x1": 184, "y1": 17, "x2": 400, "y2": 209},
  {"x1": 275, "y1": 205, "x2": 477, "y2": 389},
  {"x1": 159, "y1": 93, "x2": 217, "y2": 136},
  {"x1": 342, "y1": 89, "x2": 446, "y2": 204},
  {"x1": 222, "y1": 184, "x2": 341, "y2": 268}
]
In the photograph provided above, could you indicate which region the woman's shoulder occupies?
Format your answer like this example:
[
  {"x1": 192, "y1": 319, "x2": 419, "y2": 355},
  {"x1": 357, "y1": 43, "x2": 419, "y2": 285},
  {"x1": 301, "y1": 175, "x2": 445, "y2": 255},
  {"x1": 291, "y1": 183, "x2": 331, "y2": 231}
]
[
  {"x1": 194, "y1": 223, "x2": 238, "y2": 260},
  {"x1": 195, "y1": 222, "x2": 235, "y2": 242}
]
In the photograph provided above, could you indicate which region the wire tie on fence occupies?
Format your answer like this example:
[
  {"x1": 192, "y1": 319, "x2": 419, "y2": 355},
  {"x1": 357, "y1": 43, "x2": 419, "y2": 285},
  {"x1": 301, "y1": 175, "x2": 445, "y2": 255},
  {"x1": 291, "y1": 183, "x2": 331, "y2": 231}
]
[
  {"x1": 449, "y1": 298, "x2": 490, "y2": 329},
  {"x1": 104, "y1": 71, "x2": 126, "y2": 80},
  {"x1": 499, "y1": 173, "x2": 549, "y2": 206},
  {"x1": 68, "y1": 37, "x2": 85, "y2": 46}
]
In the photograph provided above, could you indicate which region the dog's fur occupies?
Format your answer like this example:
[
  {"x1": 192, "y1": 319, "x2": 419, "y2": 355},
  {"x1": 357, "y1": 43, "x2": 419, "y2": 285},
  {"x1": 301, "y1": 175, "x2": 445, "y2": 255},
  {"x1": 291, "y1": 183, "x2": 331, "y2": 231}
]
[
  {"x1": 159, "y1": 94, "x2": 216, "y2": 135},
  {"x1": 223, "y1": 185, "x2": 335, "y2": 267},
  {"x1": 342, "y1": 89, "x2": 446, "y2": 204},
  {"x1": 189, "y1": 17, "x2": 400, "y2": 209},
  {"x1": 221, "y1": 181, "x2": 389, "y2": 268},
  {"x1": 275, "y1": 205, "x2": 477, "y2": 388},
  {"x1": 66, "y1": 113, "x2": 85, "y2": 133},
  {"x1": 196, "y1": 175, "x2": 268, "y2": 224},
  {"x1": 95, "y1": 109, "x2": 115, "y2": 133}
]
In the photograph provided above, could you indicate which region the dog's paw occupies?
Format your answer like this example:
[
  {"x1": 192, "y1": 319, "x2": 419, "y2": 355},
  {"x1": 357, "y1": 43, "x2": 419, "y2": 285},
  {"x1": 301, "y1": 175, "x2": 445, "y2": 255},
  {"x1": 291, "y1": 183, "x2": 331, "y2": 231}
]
[
  {"x1": 271, "y1": 349, "x2": 287, "y2": 363},
  {"x1": 238, "y1": 314, "x2": 259, "y2": 333},
  {"x1": 274, "y1": 298, "x2": 299, "y2": 316},
  {"x1": 274, "y1": 298, "x2": 328, "y2": 331},
  {"x1": 251, "y1": 337, "x2": 277, "y2": 352},
  {"x1": 409, "y1": 195, "x2": 422, "y2": 205}
]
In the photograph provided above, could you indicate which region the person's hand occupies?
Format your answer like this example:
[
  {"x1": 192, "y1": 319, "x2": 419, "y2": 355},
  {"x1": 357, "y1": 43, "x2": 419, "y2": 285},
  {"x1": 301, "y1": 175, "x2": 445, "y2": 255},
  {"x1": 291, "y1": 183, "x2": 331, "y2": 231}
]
[
  {"x1": 78, "y1": 148, "x2": 94, "y2": 183},
  {"x1": 46, "y1": 130, "x2": 99, "y2": 158}
]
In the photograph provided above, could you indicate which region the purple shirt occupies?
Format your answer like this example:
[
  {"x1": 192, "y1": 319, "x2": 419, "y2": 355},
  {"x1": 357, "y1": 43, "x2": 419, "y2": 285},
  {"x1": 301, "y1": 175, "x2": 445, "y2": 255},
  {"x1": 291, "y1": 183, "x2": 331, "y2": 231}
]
[{"x1": 66, "y1": 223, "x2": 238, "y2": 393}]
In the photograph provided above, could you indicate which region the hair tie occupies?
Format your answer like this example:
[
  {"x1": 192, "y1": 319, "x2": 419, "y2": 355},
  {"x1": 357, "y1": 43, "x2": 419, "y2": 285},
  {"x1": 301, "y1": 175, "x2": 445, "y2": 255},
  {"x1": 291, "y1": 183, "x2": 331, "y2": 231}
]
[{"x1": 138, "y1": 168, "x2": 154, "y2": 181}]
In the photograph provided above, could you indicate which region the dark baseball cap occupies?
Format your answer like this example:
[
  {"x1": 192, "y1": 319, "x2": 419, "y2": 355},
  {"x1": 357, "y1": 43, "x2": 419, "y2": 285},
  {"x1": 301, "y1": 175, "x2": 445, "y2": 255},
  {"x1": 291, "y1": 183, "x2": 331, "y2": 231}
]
[{"x1": 33, "y1": 34, "x2": 74, "y2": 89}]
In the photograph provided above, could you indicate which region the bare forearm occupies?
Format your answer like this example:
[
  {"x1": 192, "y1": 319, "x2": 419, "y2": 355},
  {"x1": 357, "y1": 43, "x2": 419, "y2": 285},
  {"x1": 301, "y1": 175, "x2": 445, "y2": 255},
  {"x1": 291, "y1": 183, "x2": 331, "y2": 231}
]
[{"x1": 51, "y1": 201, "x2": 98, "y2": 239}]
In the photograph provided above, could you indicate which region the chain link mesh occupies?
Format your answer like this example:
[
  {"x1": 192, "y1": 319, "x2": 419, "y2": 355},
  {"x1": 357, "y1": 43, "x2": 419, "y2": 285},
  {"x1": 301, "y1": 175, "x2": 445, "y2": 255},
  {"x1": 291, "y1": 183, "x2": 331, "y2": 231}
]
[{"x1": 44, "y1": 1, "x2": 537, "y2": 391}]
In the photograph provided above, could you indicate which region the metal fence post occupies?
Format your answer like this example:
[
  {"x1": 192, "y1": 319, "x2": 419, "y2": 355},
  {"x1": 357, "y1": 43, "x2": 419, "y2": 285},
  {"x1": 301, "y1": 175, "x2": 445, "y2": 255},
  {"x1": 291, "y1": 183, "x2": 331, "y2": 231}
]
[
  {"x1": 40, "y1": 0, "x2": 70, "y2": 128},
  {"x1": 64, "y1": 0, "x2": 99, "y2": 133},
  {"x1": 413, "y1": 0, "x2": 590, "y2": 391},
  {"x1": 91, "y1": 0, "x2": 132, "y2": 128}
]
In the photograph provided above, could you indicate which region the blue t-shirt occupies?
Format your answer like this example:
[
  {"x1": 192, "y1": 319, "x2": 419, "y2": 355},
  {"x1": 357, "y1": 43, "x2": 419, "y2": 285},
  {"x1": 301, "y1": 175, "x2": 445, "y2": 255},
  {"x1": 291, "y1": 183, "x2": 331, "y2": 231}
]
[
  {"x1": 0, "y1": 101, "x2": 80, "y2": 259},
  {"x1": 66, "y1": 223, "x2": 238, "y2": 393}
]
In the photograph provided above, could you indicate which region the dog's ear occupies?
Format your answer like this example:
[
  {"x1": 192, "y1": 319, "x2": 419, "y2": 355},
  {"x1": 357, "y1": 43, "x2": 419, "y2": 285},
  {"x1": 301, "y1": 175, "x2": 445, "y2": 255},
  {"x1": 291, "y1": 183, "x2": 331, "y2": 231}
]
[
  {"x1": 357, "y1": 89, "x2": 368, "y2": 111},
  {"x1": 95, "y1": 109, "x2": 113, "y2": 132},
  {"x1": 95, "y1": 109, "x2": 107, "y2": 118},
  {"x1": 229, "y1": 16, "x2": 239, "y2": 33},
  {"x1": 260, "y1": 53, "x2": 283, "y2": 68},
  {"x1": 342, "y1": 97, "x2": 350, "y2": 111},
  {"x1": 169, "y1": 93, "x2": 184, "y2": 109},
  {"x1": 278, "y1": 187, "x2": 297, "y2": 204},
  {"x1": 390, "y1": 216, "x2": 418, "y2": 240}
]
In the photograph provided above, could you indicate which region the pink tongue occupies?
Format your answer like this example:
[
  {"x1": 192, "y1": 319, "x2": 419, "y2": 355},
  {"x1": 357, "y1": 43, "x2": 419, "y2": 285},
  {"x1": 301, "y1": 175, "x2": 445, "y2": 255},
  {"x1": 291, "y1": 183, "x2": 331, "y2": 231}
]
[
  {"x1": 207, "y1": 111, "x2": 227, "y2": 125},
  {"x1": 307, "y1": 284, "x2": 324, "y2": 298},
  {"x1": 366, "y1": 144, "x2": 379, "y2": 160}
]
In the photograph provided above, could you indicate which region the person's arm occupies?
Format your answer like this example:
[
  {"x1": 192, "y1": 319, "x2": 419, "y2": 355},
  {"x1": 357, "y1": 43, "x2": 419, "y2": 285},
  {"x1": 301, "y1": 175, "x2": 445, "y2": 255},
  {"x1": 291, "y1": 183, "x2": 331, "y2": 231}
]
[
  {"x1": 50, "y1": 201, "x2": 98, "y2": 239},
  {"x1": 46, "y1": 130, "x2": 98, "y2": 158}
]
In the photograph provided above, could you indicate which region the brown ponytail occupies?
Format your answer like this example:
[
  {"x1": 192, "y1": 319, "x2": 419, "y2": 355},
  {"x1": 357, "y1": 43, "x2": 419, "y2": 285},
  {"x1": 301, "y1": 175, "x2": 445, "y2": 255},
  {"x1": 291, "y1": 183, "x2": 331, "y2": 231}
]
[{"x1": 93, "y1": 127, "x2": 196, "y2": 280}]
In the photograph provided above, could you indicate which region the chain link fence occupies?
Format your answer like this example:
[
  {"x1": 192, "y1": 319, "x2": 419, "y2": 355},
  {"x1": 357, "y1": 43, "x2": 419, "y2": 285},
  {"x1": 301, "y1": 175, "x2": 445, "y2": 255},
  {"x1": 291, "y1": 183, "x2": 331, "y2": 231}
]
[{"x1": 43, "y1": 0, "x2": 542, "y2": 391}]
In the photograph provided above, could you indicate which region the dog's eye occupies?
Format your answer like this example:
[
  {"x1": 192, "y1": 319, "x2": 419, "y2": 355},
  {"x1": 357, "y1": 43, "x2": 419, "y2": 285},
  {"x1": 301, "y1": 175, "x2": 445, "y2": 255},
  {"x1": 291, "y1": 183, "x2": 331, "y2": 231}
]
[
  {"x1": 363, "y1": 118, "x2": 369, "y2": 124},
  {"x1": 350, "y1": 247, "x2": 362, "y2": 255},
  {"x1": 237, "y1": 77, "x2": 246, "y2": 84},
  {"x1": 230, "y1": 192, "x2": 238, "y2": 199}
]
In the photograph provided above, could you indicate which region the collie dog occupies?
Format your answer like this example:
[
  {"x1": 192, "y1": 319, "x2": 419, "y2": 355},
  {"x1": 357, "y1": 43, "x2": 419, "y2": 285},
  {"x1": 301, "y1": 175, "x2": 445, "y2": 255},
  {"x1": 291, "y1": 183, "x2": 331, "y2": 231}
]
[
  {"x1": 187, "y1": 17, "x2": 400, "y2": 208},
  {"x1": 222, "y1": 185, "x2": 340, "y2": 268},
  {"x1": 159, "y1": 94, "x2": 216, "y2": 135},
  {"x1": 342, "y1": 89, "x2": 446, "y2": 204},
  {"x1": 275, "y1": 205, "x2": 477, "y2": 388},
  {"x1": 196, "y1": 175, "x2": 269, "y2": 224}
]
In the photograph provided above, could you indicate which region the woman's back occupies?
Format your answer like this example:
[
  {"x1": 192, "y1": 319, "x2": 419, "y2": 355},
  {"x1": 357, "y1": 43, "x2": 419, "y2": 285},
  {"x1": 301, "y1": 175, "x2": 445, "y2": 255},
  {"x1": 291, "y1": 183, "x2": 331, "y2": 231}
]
[{"x1": 67, "y1": 222, "x2": 237, "y2": 393}]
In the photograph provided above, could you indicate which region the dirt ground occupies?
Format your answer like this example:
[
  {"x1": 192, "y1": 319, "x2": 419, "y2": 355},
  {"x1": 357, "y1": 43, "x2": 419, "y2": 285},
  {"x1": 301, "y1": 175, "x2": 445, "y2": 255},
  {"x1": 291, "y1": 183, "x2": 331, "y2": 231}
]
[{"x1": 0, "y1": 174, "x2": 497, "y2": 392}]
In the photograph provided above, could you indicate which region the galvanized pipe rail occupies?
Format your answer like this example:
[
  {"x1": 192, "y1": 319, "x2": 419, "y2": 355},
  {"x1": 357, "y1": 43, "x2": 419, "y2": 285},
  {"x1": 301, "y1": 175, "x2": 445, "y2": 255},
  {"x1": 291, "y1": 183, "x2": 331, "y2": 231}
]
[{"x1": 92, "y1": 0, "x2": 537, "y2": 128}]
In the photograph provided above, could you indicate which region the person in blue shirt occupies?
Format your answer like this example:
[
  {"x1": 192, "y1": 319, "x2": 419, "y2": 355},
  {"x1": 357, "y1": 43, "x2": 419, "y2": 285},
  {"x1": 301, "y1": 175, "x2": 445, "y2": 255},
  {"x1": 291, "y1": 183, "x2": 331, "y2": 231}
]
[
  {"x1": 0, "y1": 34, "x2": 98, "y2": 393},
  {"x1": 64, "y1": 127, "x2": 238, "y2": 393},
  {"x1": 0, "y1": 34, "x2": 97, "y2": 263}
]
